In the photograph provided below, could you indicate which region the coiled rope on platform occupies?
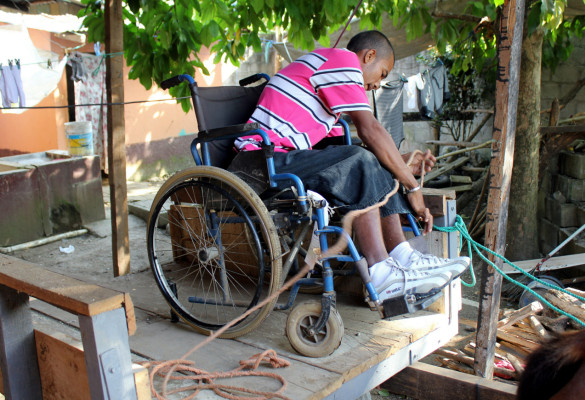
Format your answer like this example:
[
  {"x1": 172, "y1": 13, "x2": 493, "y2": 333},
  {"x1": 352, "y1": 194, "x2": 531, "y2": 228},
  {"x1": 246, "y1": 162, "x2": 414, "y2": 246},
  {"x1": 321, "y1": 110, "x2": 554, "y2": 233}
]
[{"x1": 434, "y1": 215, "x2": 585, "y2": 328}]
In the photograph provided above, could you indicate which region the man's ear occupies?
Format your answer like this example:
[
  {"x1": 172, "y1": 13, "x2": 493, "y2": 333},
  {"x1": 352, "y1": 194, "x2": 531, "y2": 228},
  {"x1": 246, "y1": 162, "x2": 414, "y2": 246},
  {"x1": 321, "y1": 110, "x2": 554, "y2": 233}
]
[{"x1": 364, "y1": 49, "x2": 377, "y2": 64}]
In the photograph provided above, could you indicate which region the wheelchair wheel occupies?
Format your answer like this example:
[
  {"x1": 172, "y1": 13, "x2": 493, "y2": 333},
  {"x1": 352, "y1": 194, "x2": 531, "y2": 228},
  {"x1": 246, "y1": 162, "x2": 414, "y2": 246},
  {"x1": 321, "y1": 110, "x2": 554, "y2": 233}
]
[
  {"x1": 285, "y1": 300, "x2": 344, "y2": 357},
  {"x1": 147, "y1": 166, "x2": 281, "y2": 338}
]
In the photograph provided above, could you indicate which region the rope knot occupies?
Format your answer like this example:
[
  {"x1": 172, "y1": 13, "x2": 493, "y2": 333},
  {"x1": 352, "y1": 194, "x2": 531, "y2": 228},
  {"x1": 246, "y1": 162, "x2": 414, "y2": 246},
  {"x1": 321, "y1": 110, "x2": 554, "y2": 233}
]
[{"x1": 239, "y1": 350, "x2": 291, "y2": 370}]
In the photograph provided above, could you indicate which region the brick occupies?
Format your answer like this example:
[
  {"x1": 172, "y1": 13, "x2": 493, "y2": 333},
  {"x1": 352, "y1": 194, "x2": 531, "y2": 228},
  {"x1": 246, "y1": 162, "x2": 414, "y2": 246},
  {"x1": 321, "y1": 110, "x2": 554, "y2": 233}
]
[
  {"x1": 559, "y1": 227, "x2": 585, "y2": 255},
  {"x1": 539, "y1": 218, "x2": 560, "y2": 255},
  {"x1": 556, "y1": 174, "x2": 585, "y2": 202},
  {"x1": 578, "y1": 204, "x2": 585, "y2": 226},
  {"x1": 545, "y1": 195, "x2": 578, "y2": 227},
  {"x1": 560, "y1": 151, "x2": 585, "y2": 180}
]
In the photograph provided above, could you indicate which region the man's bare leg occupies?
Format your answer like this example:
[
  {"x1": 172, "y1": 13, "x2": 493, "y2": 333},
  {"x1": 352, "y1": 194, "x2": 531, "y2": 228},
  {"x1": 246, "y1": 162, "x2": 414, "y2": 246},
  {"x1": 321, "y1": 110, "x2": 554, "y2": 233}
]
[
  {"x1": 352, "y1": 208, "x2": 388, "y2": 267},
  {"x1": 381, "y1": 214, "x2": 407, "y2": 253}
]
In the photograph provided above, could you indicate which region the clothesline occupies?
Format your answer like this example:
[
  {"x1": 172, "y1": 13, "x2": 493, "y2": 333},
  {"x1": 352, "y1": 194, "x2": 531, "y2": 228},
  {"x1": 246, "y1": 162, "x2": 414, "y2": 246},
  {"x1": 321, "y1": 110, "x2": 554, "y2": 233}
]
[{"x1": 0, "y1": 96, "x2": 192, "y2": 110}]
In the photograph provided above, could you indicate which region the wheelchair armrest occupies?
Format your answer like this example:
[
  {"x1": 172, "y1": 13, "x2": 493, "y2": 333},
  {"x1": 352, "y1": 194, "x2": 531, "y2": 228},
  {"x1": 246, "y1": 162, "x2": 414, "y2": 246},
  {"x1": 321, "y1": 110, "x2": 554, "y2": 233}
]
[{"x1": 196, "y1": 123, "x2": 261, "y2": 143}]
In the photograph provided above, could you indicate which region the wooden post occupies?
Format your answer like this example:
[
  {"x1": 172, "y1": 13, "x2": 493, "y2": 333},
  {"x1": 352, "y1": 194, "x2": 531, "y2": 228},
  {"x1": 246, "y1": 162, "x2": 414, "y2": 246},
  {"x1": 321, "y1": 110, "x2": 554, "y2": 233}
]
[
  {"x1": 105, "y1": 0, "x2": 131, "y2": 276},
  {"x1": 474, "y1": 0, "x2": 525, "y2": 378}
]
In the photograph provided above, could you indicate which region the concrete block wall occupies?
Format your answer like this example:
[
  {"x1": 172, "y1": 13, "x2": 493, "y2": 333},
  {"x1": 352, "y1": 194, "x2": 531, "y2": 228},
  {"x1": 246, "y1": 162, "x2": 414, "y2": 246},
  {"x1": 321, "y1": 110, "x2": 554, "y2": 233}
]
[
  {"x1": 539, "y1": 150, "x2": 585, "y2": 255},
  {"x1": 541, "y1": 37, "x2": 585, "y2": 122}
]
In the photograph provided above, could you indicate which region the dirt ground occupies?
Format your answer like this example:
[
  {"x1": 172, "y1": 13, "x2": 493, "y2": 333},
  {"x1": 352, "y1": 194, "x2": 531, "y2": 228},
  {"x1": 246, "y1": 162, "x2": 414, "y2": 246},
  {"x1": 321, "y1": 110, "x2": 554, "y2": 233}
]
[{"x1": 7, "y1": 180, "x2": 517, "y2": 399}]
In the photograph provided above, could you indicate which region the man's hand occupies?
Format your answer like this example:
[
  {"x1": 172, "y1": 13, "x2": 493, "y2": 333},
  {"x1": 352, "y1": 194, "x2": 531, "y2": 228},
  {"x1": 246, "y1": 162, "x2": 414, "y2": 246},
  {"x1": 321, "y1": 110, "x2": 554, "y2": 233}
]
[
  {"x1": 406, "y1": 190, "x2": 433, "y2": 234},
  {"x1": 402, "y1": 149, "x2": 436, "y2": 176}
]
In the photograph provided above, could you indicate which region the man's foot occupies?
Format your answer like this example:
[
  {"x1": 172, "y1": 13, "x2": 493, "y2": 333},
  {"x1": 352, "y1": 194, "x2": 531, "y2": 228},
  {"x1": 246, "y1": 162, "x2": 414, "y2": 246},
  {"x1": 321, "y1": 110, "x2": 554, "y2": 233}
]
[
  {"x1": 403, "y1": 249, "x2": 470, "y2": 280},
  {"x1": 370, "y1": 257, "x2": 452, "y2": 301}
]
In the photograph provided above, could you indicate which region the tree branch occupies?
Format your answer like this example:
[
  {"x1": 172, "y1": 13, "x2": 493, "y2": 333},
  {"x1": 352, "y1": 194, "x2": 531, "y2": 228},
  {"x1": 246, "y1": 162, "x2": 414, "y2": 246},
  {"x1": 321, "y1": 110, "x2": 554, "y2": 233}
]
[
  {"x1": 540, "y1": 76, "x2": 585, "y2": 114},
  {"x1": 431, "y1": 10, "x2": 482, "y2": 23},
  {"x1": 559, "y1": 76, "x2": 585, "y2": 106}
]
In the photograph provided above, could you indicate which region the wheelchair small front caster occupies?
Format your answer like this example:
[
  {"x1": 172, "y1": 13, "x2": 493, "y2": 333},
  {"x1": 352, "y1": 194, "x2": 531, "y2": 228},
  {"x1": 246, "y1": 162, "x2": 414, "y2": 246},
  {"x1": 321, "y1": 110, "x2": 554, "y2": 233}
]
[{"x1": 285, "y1": 299, "x2": 344, "y2": 357}]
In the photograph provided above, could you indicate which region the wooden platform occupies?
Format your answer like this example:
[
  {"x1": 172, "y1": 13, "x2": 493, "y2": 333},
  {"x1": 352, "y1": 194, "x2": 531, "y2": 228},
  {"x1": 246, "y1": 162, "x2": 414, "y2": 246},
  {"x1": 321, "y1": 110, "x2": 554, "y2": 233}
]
[
  {"x1": 6, "y1": 197, "x2": 463, "y2": 399},
  {"x1": 29, "y1": 274, "x2": 461, "y2": 399}
]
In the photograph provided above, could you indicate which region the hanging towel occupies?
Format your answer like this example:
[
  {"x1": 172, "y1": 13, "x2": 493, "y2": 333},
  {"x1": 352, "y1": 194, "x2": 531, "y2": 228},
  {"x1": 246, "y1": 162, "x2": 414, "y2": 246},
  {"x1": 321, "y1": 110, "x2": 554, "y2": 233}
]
[
  {"x1": 375, "y1": 81, "x2": 405, "y2": 149},
  {"x1": 402, "y1": 73, "x2": 424, "y2": 113}
]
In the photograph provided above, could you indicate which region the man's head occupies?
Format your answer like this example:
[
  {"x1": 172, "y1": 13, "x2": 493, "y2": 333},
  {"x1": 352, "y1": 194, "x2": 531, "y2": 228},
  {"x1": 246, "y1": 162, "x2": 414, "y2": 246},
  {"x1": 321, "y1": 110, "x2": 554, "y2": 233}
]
[{"x1": 347, "y1": 30, "x2": 395, "y2": 91}]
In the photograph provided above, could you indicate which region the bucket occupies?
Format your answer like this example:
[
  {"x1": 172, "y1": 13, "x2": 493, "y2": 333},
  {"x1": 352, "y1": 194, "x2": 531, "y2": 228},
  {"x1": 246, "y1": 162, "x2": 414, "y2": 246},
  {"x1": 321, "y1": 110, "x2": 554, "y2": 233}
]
[{"x1": 65, "y1": 121, "x2": 93, "y2": 156}]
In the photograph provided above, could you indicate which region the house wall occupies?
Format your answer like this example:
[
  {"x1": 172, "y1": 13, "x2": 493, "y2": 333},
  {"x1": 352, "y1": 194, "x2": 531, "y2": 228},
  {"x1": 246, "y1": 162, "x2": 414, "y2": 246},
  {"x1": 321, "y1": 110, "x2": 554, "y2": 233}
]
[{"x1": 0, "y1": 25, "x2": 224, "y2": 181}]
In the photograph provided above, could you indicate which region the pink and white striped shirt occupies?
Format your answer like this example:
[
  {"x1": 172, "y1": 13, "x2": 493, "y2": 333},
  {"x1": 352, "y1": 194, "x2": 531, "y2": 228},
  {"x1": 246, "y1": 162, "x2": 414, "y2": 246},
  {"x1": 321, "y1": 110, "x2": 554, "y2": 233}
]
[{"x1": 235, "y1": 48, "x2": 371, "y2": 152}]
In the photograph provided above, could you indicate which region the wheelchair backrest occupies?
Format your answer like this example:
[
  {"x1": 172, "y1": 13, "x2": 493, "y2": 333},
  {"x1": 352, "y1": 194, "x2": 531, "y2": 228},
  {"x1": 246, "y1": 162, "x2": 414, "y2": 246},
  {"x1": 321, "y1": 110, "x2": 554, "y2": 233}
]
[{"x1": 193, "y1": 83, "x2": 267, "y2": 168}]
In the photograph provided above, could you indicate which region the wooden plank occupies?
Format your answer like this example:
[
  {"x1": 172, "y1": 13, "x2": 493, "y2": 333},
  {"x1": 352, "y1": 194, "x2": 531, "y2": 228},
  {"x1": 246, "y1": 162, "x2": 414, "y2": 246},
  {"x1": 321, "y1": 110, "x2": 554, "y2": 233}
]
[
  {"x1": 423, "y1": 156, "x2": 470, "y2": 183},
  {"x1": 34, "y1": 330, "x2": 90, "y2": 400},
  {"x1": 0, "y1": 254, "x2": 125, "y2": 317},
  {"x1": 475, "y1": 0, "x2": 525, "y2": 379},
  {"x1": 540, "y1": 124, "x2": 585, "y2": 135},
  {"x1": 497, "y1": 301, "x2": 543, "y2": 329},
  {"x1": 382, "y1": 362, "x2": 517, "y2": 400},
  {"x1": 34, "y1": 330, "x2": 150, "y2": 400},
  {"x1": 105, "y1": 0, "x2": 131, "y2": 277},
  {"x1": 501, "y1": 253, "x2": 585, "y2": 273}
]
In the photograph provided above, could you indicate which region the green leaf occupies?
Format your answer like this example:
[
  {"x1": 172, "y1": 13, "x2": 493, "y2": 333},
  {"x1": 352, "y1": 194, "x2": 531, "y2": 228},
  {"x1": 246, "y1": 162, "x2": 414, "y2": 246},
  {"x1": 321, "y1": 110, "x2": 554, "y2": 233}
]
[
  {"x1": 377, "y1": 389, "x2": 390, "y2": 397},
  {"x1": 250, "y1": 0, "x2": 264, "y2": 14}
]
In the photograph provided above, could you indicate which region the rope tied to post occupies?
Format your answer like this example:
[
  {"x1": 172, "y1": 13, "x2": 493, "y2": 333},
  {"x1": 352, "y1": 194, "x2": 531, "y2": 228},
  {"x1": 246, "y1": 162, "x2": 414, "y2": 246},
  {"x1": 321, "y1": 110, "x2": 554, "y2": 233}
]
[{"x1": 434, "y1": 215, "x2": 585, "y2": 328}]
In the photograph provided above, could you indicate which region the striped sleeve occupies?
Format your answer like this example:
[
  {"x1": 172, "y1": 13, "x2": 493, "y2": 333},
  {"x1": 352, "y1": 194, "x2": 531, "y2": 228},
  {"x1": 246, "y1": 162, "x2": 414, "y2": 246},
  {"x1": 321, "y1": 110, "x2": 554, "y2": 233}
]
[{"x1": 310, "y1": 49, "x2": 371, "y2": 114}]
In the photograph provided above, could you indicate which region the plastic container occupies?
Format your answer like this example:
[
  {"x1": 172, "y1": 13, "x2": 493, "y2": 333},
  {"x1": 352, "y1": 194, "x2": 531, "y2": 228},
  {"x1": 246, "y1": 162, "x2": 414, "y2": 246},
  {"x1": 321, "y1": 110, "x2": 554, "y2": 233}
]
[{"x1": 65, "y1": 121, "x2": 93, "y2": 156}]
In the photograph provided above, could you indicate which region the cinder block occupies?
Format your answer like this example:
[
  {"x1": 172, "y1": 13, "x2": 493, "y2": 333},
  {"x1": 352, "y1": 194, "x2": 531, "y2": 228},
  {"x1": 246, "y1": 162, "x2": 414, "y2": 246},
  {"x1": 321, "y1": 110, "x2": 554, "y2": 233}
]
[
  {"x1": 539, "y1": 218, "x2": 560, "y2": 255},
  {"x1": 556, "y1": 174, "x2": 585, "y2": 202},
  {"x1": 545, "y1": 195, "x2": 578, "y2": 227},
  {"x1": 559, "y1": 227, "x2": 585, "y2": 255},
  {"x1": 560, "y1": 151, "x2": 585, "y2": 180},
  {"x1": 578, "y1": 204, "x2": 585, "y2": 226}
]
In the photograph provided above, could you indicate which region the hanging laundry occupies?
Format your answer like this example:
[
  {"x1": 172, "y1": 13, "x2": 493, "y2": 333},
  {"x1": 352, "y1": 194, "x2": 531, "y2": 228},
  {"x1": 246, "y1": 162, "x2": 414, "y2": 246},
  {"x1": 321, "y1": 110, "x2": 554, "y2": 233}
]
[
  {"x1": 74, "y1": 53, "x2": 107, "y2": 171},
  {"x1": 68, "y1": 52, "x2": 88, "y2": 82},
  {"x1": 375, "y1": 81, "x2": 405, "y2": 149},
  {"x1": 419, "y1": 62, "x2": 451, "y2": 120},
  {"x1": 402, "y1": 73, "x2": 424, "y2": 113},
  {"x1": 0, "y1": 63, "x2": 26, "y2": 108}
]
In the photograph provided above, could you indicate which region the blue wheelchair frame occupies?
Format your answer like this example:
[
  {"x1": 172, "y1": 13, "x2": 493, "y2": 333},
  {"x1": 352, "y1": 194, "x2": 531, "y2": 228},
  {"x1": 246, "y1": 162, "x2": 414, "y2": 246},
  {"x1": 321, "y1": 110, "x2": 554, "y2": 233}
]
[{"x1": 165, "y1": 73, "x2": 423, "y2": 322}]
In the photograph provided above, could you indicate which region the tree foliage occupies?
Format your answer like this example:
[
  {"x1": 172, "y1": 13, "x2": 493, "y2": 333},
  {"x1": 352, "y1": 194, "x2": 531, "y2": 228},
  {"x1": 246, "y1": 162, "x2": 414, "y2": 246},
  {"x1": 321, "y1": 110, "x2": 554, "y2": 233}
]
[{"x1": 79, "y1": 0, "x2": 584, "y2": 110}]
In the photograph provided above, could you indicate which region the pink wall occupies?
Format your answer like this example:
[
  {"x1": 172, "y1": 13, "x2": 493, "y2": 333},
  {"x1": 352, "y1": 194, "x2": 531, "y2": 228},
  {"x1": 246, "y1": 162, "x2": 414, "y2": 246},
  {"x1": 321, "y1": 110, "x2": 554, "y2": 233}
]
[{"x1": 0, "y1": 27, "x2": 222, "y2": 158}]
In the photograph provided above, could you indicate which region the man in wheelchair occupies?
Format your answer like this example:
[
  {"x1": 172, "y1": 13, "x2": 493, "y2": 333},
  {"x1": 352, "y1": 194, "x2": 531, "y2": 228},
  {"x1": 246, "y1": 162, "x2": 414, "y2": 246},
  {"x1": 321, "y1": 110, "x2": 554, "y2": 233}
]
[{"x1": 234, "y1": 30, "x2": 470, "y2": 303}]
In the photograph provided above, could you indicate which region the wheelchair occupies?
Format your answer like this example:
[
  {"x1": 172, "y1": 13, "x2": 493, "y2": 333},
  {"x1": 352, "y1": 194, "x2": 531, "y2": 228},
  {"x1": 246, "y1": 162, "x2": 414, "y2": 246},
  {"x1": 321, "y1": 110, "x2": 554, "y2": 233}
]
[{"x1": 146, "y1": 73, "x2": 442, "y2": 358}]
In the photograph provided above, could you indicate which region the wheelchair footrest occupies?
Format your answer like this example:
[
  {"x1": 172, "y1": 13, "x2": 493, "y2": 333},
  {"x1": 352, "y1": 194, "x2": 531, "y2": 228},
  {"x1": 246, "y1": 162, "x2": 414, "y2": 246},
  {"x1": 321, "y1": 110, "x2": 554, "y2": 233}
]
[{"x1": 381, "y1": 291, "x2": 444, "y2": 319}]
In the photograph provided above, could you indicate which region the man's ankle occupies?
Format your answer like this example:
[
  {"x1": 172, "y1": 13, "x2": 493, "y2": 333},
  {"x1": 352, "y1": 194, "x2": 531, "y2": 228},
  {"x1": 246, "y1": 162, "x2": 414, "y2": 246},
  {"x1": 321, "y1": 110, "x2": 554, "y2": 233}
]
[{"x1": 389, "y1": 241, "x2": 414, "y2": 266}]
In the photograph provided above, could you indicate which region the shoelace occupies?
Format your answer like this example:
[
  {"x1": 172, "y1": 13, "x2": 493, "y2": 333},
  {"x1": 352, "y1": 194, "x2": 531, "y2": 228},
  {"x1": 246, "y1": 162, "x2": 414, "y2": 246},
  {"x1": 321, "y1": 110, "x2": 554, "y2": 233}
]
[
  {"x1": 410, "y1": 250, "x2": 445, "y2": 266},
  {"x1": 384, "y1": 258, "x2": 429, "y2": 278}
]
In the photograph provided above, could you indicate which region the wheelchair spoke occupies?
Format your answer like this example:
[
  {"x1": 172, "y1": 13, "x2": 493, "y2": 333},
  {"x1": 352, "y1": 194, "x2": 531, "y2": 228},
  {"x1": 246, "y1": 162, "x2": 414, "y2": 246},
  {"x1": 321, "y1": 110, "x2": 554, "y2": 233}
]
[{"x1": 147, "y1": 167, "x2": 281, "y2": 338}]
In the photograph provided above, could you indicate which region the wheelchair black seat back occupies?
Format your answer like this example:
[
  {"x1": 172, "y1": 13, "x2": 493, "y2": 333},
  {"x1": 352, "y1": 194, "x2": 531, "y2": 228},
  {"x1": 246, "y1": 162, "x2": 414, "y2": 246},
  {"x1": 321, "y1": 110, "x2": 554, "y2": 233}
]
[{"x1": 189, "y1": 76, "x2": 267, "y2": 169}]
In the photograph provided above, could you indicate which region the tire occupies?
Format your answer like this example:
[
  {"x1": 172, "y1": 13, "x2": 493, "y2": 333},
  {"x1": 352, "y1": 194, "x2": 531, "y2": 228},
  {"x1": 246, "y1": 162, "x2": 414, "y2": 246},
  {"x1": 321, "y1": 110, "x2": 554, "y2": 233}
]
[
  {"x1": 285, "y1": 300, "x2": 344, "y2": 357},
  {"x1": 147, "y1": 166, "x2": 281, "y2": 338}
]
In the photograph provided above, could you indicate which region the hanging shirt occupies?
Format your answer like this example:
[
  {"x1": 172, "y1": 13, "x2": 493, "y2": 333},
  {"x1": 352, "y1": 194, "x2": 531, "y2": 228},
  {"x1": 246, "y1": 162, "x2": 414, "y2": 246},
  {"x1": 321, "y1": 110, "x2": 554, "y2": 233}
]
[
  {"x1": 1, "y1": 65, "x2": 26, "y2": 108},
  {"x1": 419, "y1": 63, "x2": 451, "y2": 120},
  {"x1": 235, "y1": 48, "x2": 371, "y2": 152}
]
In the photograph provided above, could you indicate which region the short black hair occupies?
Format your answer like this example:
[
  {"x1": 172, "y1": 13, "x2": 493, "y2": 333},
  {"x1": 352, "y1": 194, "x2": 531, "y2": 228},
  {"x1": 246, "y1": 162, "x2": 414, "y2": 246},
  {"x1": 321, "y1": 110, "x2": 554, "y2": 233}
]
[{"x1": 347, "y1": 30, "x2": 394, "y2": 61}]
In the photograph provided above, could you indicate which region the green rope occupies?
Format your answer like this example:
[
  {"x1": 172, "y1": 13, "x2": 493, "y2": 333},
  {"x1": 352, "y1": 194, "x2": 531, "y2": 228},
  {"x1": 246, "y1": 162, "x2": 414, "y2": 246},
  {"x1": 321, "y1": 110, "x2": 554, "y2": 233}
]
[{"x1": 434, "y1": 215, "x2": 585, "y2": 328}]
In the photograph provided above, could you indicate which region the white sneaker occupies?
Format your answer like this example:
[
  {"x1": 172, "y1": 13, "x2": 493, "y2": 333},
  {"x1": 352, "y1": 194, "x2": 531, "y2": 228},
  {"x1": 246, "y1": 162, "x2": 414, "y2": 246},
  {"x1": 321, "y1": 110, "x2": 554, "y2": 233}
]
[
  {"x1": 373, "y1": 257, "x2": 452, "y2": 301},
  {"x1": 403, "y1": 249, "x2": 470, "y2": 279}
]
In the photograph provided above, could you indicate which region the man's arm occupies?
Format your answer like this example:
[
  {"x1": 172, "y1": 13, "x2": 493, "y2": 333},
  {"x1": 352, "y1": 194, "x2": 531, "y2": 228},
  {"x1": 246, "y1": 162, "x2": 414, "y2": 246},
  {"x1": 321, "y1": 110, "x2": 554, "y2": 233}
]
[{"x1": 347, "y1": 109, "x2": 433, "y2": 232}]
